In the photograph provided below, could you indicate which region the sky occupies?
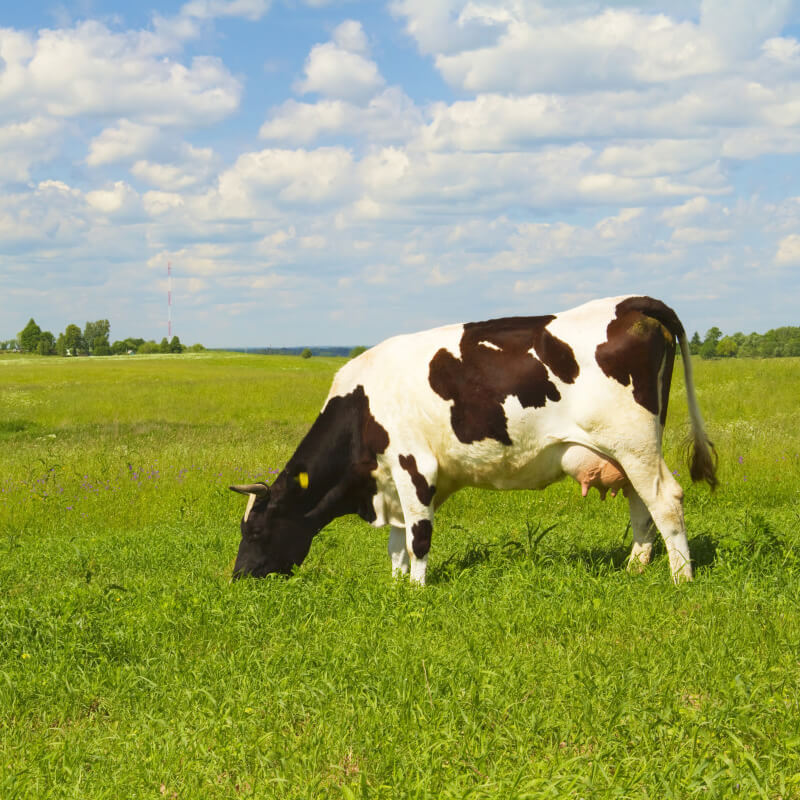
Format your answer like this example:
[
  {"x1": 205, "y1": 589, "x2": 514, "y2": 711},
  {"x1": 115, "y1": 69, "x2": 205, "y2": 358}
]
[{"x1": 2, "y1": 0, "x2": 800, "y2": 347}]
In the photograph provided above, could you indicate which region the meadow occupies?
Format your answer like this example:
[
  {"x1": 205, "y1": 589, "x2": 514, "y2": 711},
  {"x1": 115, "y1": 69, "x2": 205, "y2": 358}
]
[{"x1": 1, "y1": 350, "x2": 799, "y2": 799}]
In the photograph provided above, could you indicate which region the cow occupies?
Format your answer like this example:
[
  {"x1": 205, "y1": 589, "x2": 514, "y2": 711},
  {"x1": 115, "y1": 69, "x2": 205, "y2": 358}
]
[{"x1": 230, "y1": 295, "x2": 717, "y2": 585}]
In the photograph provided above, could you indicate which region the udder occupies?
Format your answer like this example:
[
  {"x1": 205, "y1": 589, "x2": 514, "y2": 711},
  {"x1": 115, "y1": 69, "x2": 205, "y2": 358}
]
[{"x1": 560, "y1": 445, "x2": 629, "y2": 500}]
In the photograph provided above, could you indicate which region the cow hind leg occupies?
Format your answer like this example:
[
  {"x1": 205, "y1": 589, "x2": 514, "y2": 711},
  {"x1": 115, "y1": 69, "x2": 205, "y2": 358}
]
[
  {"x1": 626, "y1": 489, "x2": 657, "y2": 573},
  {"x1": 621, "y1": 456, "x2": 691, "y2": 583}
]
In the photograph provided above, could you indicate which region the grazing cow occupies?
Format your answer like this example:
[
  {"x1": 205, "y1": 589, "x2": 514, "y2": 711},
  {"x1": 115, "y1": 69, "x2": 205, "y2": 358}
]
[{"x1": 231, "y1": 295, "x2": 717, "y2": 585}]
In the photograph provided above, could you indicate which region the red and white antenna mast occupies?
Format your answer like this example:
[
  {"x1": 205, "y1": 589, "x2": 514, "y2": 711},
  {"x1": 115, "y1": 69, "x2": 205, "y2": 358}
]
[{"x1": 167, "y1": 261, "x2": 172, "y2": 340}]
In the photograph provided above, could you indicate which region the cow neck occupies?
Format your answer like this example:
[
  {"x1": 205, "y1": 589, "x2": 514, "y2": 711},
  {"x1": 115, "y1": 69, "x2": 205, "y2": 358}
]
[{"x1": 266, "y1": 385, "x2": 390, "y2": 534}]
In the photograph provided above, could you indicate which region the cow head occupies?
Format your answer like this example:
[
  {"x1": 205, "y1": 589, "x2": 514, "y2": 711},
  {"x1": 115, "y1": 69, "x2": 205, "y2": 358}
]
[{"x1": 229, "y1": 481, "x2": 316, "y2": 578}]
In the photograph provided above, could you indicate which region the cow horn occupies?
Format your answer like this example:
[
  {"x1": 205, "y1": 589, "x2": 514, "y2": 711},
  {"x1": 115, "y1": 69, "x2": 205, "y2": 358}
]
[{"x1": 229, "y1": 482, "x2": 270, "y2": 497}]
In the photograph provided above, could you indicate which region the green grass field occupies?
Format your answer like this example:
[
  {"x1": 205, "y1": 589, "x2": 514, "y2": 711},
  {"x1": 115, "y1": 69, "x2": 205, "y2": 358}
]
[{"x1": 2, "y1": 351, "x2": 799, "y2": 799}]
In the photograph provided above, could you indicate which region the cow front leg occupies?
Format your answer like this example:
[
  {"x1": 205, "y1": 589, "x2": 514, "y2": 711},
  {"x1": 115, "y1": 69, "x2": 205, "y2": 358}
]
[
  {"x1": 406, "y1": 518, "x2": 433, "y2": 585},
  {"x1": 388, "y1": 526, "x2": 410, "y2": 577},
  {"x1": 626, "y1": 489, "x2": 657, "y2": 573},
  {"x1": 393, "y1": 451, "x2": 438, "y2": 586}
]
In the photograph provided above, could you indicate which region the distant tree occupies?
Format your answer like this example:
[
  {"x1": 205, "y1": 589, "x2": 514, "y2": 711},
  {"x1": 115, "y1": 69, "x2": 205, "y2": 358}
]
[
  {"x1": 689, "y1": 331, "x2": 702, "y2": 355},
  {"x1": 18, "y1": 318, "x2": 42, "y2": 352},
  {"x1": 700, "y1": 326, "x2": 722, "y2": 359},
  {"x1": 349, "y1": 345, "x2": 367, "y2": 359},
  {"x1": 735, "y1": 334, "x2": 754, "y2": 358},
  {"x1": 300, "y1": 348, "x2": 312, "y2": 359},
  {"x1": 84, "y1": 320, "x2": 110, "y2": 355},
  {"x1": 188, "y1": 343, "x2": 206, "y2": 352},
  {"x1": 63, "y1": 324, "x2": 85, "y2": 356},
  {"x1": 716, "y1": 335, "x2": 738, "y2": 358},
  {"x1": 112, "y1": 338, "x2": 142, "y2": 355},
  {"x1": 169, "y1": 335, "x2": 184, "y2": 353},
  {"x1": 55, "y1": 333, "x2": 67, "y2": 356},
  {"x1": 138, "y1": 340, "x2": 160, "y2": 354},
  {"x1": 159, "y1": 337, "x2": 170, "y2": 353},
  {"x1": 37, "y1": 331, "x2": 56, "y2": 356},
  {"x1": 759, "y1": 330, "x2": 780, "y2": 357}
]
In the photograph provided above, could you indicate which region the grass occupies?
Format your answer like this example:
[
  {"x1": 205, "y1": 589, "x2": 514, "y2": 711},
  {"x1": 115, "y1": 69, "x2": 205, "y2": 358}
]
[{"x1": 1, "y1": 351, "x2": 800, "y2": 798}]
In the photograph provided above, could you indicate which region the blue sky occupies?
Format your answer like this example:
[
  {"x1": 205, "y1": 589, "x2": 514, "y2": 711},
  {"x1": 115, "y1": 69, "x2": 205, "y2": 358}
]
[{"x1": 2, "y1": 0, "x2": 800, "y2": 347}]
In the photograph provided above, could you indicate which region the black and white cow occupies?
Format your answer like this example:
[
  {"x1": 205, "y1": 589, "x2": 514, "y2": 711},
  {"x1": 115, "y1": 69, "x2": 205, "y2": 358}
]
[{"x1": 230, "y1": 295, "x2": 717, "y2": 585}]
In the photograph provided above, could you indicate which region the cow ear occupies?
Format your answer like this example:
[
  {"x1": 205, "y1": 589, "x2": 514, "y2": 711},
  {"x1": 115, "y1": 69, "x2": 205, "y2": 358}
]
[{"x1": 229, "y1": 482, "x2": 270, "y2": 498}]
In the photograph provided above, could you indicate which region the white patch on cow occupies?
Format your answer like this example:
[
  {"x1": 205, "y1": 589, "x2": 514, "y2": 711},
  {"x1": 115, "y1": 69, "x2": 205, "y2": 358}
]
[
  {"x1": 243, "y1": 492, "x2": 257, "y2": 522},
  {"x1": 478, "y1": 339, "x2": 501, "y2": 351}
]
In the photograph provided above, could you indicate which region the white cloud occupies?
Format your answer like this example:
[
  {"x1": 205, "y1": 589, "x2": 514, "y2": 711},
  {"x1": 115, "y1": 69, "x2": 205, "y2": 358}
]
[
  {"x1": 87, "y1": 120, "x2": 162, "y2": 166},
  {"x1": 775, "y1": 233, "x2": 800, "y2": 266},
  {"x1": 85, "y1": 181, "x2": 141, "y2": 216},
  {"x1": 670, "y1": 226, "x2": 732, "y2": 244},
  {"x1": 295, "y1": 21, "x2": 385, "y2": 103},
  {"x1": 390, "y1": 0, "x2": 509, "y2": 56},
  {"x1": 260, "y1": 88, "x2": 423, "y2": 145},
  {"x1": 180, "y1": 0, "x2": 271, "y2": 21},
  {"x1": 143, "y1": 191, "x2": 186, "y2": 216},
  {"x1": 215, "y1": 147, "x2": 357, "y2": 215},
  {"x1": 594, "y1": 140, "x2": 720, "y2": 178},
  {"x1": 447, "y1": 11, "x2": 720, "y2": 93},
  {"x1": 0, "y1": 21, "x2": 241, "y2": 126},
  {"x1": 332, "y1": 19, "x2": 370, "y2": 53},
  {"x1": 0, "y1": 180, "x2": 86, "y2": 253},
  {"x1": 131, "y1": 144, "x2": 216, "y2": 190},
  {"x1": 394, "y1": 4, "x2": 725, "y2": 93},
  {"x1": 595, "y1": 207, "x2": 644, "y2": 240},
  {"x1": 513, "y1": 277, "x2": 560, "y2": 295},
  {"x1": 762, "y1": 35, "x2": 800, "y2": 65},
  {"x1": 722, "y1": 127, "x2": 800, "y2": 159},
  {"x1": 427, "y1": 265, "x2": 456, "y2": 286},
  {"x1": 0, "y1": 117, "x2": 62, "y2": 182},
  {"x1": 661, "y1": 196, "x2": 713, "y2": 225},
  {"x1": 700, "y1": 0, "x2": 794, "y2": 58}
]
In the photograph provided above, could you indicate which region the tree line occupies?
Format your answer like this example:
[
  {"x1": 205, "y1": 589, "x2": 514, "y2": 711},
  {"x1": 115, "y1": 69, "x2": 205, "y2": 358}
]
[
  {"x1": 689, "y1": 325, "x2": 800, "y2": 359},
  {"x1": 8, "y1": 317, "x2": 797, "y2": 361},
  {"x1": 3, "y1": 318, "x2": 205, "y2": 356}
]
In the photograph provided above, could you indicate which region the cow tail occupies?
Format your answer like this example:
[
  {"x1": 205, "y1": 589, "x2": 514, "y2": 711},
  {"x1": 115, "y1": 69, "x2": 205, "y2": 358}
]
[{"x1": 678, "y1": 333, "x2": 718, "y2": 490}]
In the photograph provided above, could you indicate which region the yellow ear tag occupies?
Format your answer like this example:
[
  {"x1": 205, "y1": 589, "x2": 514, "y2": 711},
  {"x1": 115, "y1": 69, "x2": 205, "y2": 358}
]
[{"x1": 297, "y1": 472, "x2": 309, "y2": 489}]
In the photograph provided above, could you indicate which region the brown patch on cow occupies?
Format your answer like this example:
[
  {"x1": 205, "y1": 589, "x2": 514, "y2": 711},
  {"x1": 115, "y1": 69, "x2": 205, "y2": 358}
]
[
  {"x1": 428, "y1": 316, "x2": 579, "y2": 445},
  {"x1": 411, "y1": 519, "x2": 433, "y2": 558},
  {"x1": 595, "y1": 297, "x2": 681, "y2": 424},
  {"x1": 398, "y1": 454, "x2": 436, "y2": 506},
  {"x1": 531, "y1": 320, "x2": 581, "y2": 384}
]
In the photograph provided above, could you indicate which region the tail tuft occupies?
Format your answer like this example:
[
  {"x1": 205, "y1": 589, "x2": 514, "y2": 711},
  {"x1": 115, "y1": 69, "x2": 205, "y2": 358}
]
[{"x1": 687, "y1": 434, "x2": 718, "y2": 490}]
